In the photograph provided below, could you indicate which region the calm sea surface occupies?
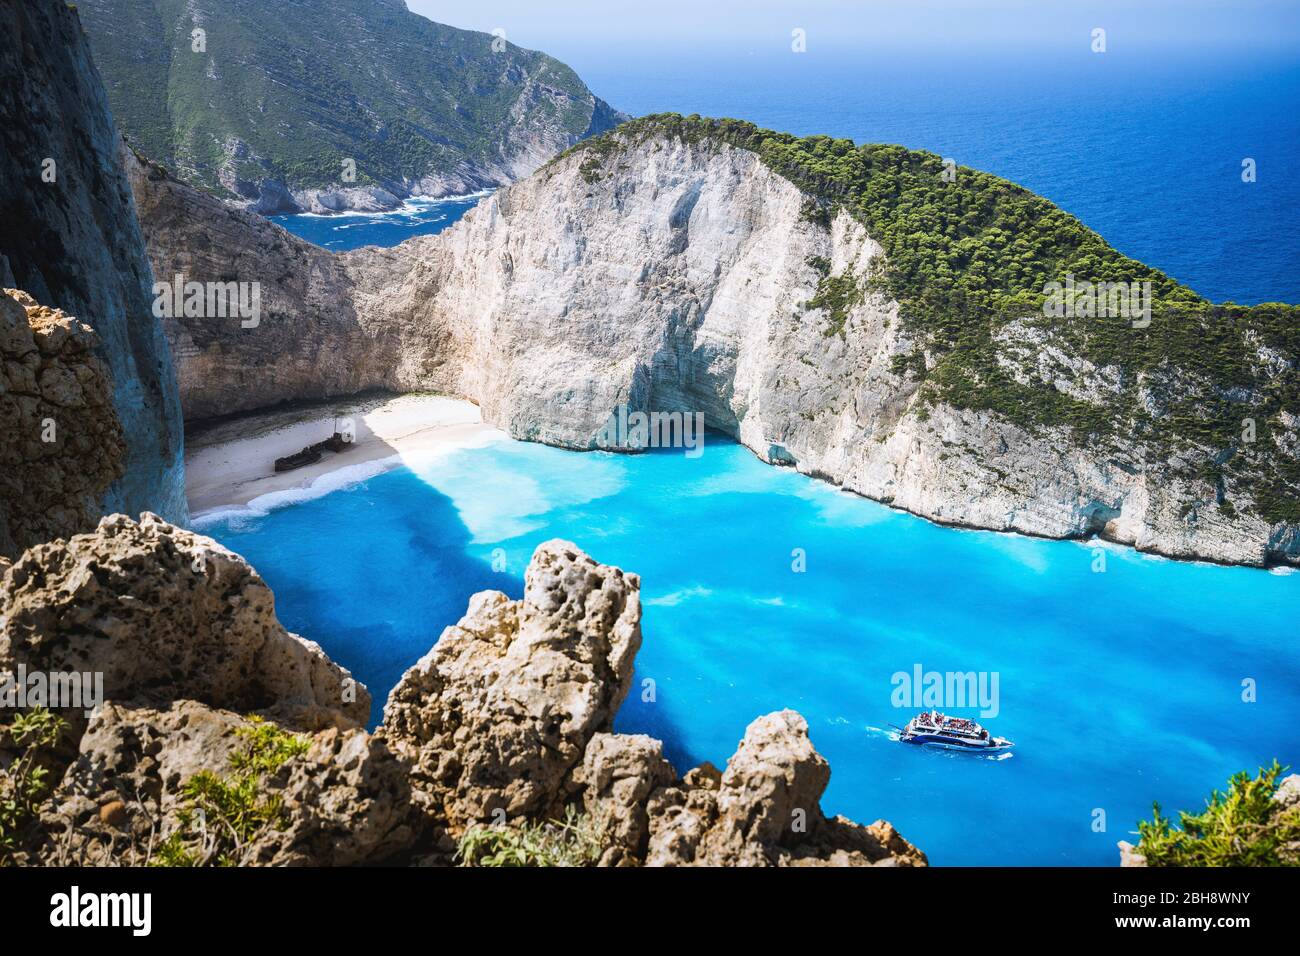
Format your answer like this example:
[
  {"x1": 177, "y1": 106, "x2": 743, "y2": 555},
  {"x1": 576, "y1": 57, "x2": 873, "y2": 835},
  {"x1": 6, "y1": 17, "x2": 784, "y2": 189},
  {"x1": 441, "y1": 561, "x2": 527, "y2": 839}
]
[{"x1": 201, "y1": 439, "x2": 1300, "y2": 865}]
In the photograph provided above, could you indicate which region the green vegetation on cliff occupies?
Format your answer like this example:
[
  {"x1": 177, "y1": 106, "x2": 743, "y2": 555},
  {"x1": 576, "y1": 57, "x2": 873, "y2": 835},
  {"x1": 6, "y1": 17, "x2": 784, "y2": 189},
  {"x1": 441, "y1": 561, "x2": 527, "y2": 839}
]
[
  {"x1": 457, "y1": 806, "x2": 606, "y2": 867},
  {"x1": 1134, "y1": 761, "x2": 1299, "y2": 866},
  {"x1": 153, "y1": 716, "x2": 308, "y2": 867},
  {"x1": 566, "y1": 114, "x2": 1300, "y2": 523},
  {"x1": 78, "y1": 0, "x2": 621, "y2": 200},
  {"x1": 0, "y1": 709, "x2": 66, "y2": 861}
]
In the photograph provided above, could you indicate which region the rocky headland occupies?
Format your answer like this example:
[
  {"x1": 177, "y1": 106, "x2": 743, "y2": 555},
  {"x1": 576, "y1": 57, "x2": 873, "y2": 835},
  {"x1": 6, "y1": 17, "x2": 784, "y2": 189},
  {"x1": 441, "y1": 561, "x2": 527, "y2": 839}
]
[
  {"x1": 77, "y1": 0, "x2": 625, "y2": 215},
  {"x1": 128, "y1": 118, "x2": 1300, "y2": 568}
]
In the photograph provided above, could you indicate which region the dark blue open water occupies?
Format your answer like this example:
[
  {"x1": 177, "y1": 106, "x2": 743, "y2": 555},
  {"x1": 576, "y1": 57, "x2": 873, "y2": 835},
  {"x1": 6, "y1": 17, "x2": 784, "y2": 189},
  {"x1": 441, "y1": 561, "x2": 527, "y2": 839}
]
[{"x1": 277, "y1": 49, "x2": 1300, "y2": 305}]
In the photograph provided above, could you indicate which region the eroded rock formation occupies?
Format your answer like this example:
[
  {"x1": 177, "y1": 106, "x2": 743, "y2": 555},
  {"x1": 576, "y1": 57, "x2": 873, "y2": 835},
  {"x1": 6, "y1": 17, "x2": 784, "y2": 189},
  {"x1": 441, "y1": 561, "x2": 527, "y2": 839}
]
[
  {"x1": 0, "y1": 512, "x2": 370, "y2": 737},
  {"x1": 0, "y1": 289, "x2": 124, "y2": 559},
  {"x1": 0, "y1": 0, "x2": 186, "y2": 526},
  {"x1": 5, "y1": 524, "x2": 922, "y2": 868},
  {"x1": 643, "y1": 711, "x2": 927, "y2": 867},
  {"x1": 38, "y1": 700, "x2": 411, "y2": 867},
  {"x1": 378, "y1": 540, "x2": 643, "y2": 832},
  {"x1": 583, "y1": 716, "x2": 927, "y2": 867}
]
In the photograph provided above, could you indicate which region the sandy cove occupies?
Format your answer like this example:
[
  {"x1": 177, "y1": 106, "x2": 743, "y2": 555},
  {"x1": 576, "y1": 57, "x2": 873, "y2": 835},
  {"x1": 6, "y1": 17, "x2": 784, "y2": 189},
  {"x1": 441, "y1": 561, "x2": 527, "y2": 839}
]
[{"x1": 184, "y1": 393, "x2": 501, "y2": 518}]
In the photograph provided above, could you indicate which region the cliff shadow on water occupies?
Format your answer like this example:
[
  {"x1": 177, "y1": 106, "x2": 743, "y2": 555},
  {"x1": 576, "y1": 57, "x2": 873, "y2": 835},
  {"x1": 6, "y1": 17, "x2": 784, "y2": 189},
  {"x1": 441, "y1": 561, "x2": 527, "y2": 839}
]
[{"x1": 208, "y1": 469, "x2": 517, "y2": 728}]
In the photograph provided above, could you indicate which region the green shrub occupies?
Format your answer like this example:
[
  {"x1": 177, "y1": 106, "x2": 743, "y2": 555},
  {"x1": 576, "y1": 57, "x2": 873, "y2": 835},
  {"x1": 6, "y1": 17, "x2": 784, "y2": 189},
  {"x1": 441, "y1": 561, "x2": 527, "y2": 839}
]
[
  {"x1": 1134, "y1": 760, "x2": 1300, "y2": 866},
  {"x1": 456, "y1": 805, "x2": 606, "y2": 867},
  {"x1": 152, "y1": 716, "x2": 309, "y2": 867},
  {"x1": 0, "y1": 708, "x2": 67, "y2": 861}
]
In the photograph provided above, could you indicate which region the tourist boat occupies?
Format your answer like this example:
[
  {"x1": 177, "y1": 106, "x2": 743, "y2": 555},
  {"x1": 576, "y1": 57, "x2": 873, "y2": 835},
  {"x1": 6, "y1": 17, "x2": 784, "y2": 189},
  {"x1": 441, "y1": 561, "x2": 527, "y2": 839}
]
[{"x1": 897, "y1": 711, "x2": 1013, "y2": 753}]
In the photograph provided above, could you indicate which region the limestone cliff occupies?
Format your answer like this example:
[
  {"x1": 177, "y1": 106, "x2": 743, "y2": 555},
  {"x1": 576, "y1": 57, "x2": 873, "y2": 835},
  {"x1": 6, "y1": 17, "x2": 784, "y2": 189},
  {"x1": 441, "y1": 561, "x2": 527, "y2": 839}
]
[
  {"x1": 129, "y1": 119, "x2": 1299, "y2": 567},
  {"x1": 0, "y1": 290, "x2": 124, "y2": 559},
  {"x1": 0, "y1": 0, "x2": 187, "y2": 526},
  {"x1": 123, "y1": 147, "x2": 391, "y2": 421},
  {"x1": 351, "y1": 126, "x2": 1299, "y2": 568}
]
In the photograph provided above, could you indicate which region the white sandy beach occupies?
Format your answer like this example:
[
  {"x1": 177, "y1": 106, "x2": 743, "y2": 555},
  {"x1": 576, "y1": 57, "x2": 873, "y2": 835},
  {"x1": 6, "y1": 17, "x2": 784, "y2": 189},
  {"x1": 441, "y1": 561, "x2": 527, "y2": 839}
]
[{"x1": 184, "y1": 393, "x2": 501, "y2": 518}]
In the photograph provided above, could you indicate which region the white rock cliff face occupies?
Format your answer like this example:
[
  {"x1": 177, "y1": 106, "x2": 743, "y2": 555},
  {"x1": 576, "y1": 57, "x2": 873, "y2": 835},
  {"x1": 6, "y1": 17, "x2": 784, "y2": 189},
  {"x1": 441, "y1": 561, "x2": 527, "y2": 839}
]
[
  {"x1": 346, "y1": 138, "x2": 1297, "y2": 567},
  {"x1": 131, "y1": 131, "x2": 1298, "y2": 567}
]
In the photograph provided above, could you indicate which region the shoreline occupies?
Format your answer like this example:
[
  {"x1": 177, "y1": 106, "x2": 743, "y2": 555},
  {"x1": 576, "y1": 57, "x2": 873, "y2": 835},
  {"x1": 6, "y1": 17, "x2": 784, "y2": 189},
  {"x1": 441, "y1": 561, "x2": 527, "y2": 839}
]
[
  {"x1": 184, "y1": 393, "x2": 1296, "y2": 574},
  {"x1": 184, "y1": 393, "x2": 502, "y2": 521},
  {"x1": 269, "y1": 188, "x2": 495, "y2": 221}
]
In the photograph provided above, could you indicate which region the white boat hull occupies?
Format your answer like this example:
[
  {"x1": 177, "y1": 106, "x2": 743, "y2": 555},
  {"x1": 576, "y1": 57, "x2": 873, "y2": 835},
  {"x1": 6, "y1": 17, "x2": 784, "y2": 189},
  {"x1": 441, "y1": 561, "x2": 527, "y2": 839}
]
[{"x1": 897, "y1": 711, "x2": 1014, "y2": 754}]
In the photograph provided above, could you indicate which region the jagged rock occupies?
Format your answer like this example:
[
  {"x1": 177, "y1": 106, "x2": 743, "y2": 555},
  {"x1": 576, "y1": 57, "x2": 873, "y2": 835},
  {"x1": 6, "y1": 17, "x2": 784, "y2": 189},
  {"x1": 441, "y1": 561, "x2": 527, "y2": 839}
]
[
  {"x1": 5, "y1": 520, "x2": 923, "y2": 868},
  {"x1": 37, "y1": 700, "x2": 249, "y2": 865},
  {"x1": 0, "y1": 0, "x2": 186, "y2": 525},
  {"x1": 684, "y1": 761, "x2": 723, "y2": 791},
  {"x1": 579, "y1": 733, "x2": 677, "y2": 866},
  {"x1": 0, "y1": 513, "x2": 369, "y2": 736},
  {"x1": 379, "y1": 540, "x2": 642, "y2": 833},
  {"x1": 644, "y1": 711, "x2": 926, "y2": 867},
  {"x1": 37, "y1": 700, "x2": 409, "y2": 866},
  {"x1": 1117, "y1": 841, "x2": 1147, "y2": 867},
  {"x1": 0, "y1": 289, "x2": 125, "y2": 559},
  {"x1": 244, "y1": 726, "x2": 412, "y2": 866}
]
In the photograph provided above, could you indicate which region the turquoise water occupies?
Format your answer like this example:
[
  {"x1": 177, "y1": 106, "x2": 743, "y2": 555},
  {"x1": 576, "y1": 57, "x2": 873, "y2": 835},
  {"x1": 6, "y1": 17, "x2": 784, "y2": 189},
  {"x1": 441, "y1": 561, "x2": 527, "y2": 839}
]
[{"x1": 201, "y1": 436, "x2": 1300, "y2": 866}]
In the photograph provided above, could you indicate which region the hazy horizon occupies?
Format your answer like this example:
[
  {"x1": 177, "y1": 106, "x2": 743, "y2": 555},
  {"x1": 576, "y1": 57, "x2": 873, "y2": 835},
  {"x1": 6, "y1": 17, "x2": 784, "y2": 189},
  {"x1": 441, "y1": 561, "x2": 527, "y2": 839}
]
[{"x1": 406, "y1": 0, "x2": 1300, "y2": 65}]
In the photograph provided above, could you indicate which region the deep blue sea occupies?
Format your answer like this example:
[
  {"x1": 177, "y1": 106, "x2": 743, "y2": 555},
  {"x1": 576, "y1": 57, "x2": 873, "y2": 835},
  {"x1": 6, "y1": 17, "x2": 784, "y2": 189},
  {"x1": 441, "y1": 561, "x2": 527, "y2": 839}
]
[
  {"x1": 276, "y1": 49, "x2": 1300, "y2": 305},
  {"x1": 271, "y1": 193, "x2": 485, "y2": 251},
  {"x1": 201, "y1": 438, "x2": 1300, "y2": 866}
]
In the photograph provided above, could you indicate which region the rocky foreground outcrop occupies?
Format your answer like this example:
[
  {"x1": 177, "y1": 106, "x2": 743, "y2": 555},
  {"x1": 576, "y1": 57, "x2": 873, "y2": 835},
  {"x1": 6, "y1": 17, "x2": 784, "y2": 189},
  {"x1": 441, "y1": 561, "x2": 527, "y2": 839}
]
[
  {"x1": 379, "y1": 542, "x2": 642, "y2": 833},
  {"x1": 130, "y1": 121, "x2": 1298, "y2": 567},
  {"x1": 0, "y1": 513, "x2": 368, "y2": 734},
  {"x1": 2, "y1": 520, "x2": 923, "y2": 867},
  {"x1": 0, "y1": 0, "x2": 187, "y2": 526},
  {"x1": 0, "y1": 290, "x2": 124, "y2": 559},
  {"x1": 583, "y1": 715, "x2": 927, "y2": 867}
]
